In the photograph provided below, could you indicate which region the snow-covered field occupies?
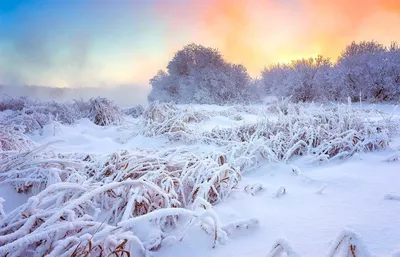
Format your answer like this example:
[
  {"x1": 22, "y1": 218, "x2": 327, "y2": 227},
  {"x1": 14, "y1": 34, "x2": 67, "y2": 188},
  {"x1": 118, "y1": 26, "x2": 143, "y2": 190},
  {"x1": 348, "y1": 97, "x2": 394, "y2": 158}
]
[{"x1": 1, "y1": 99, "x2": 400, "y2": 256}]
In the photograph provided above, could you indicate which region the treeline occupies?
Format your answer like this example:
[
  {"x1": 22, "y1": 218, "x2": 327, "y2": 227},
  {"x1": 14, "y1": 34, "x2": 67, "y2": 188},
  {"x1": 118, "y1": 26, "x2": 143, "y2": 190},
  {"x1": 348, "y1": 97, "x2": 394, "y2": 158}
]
[{"x1": 148, "y1": 41, "x2": 400, "y2": 104}]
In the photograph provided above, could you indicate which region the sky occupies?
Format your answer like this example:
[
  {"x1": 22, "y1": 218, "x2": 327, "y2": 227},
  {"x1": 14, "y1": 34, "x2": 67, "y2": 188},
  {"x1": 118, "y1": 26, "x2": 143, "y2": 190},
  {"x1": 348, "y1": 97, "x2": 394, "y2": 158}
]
[{"x1": 0, "y1": 0, "x2": 399, "y2": 89}]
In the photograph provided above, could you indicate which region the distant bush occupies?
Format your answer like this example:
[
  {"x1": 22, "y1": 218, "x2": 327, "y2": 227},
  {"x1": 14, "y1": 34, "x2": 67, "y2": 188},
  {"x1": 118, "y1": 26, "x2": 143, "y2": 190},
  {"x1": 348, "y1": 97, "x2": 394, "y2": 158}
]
[
  {"x1": 0, "y1": 96, "x2": 31, "y2": 112},
  {"x1": 88, "y1": 97, "x2": 124, "y2": 126},
  {"x1": 0, "y1": 97, "x2": 126, "y2": 133},
  {"x1": 123, "y1": 104, "x2": 145, "y2": 118}
]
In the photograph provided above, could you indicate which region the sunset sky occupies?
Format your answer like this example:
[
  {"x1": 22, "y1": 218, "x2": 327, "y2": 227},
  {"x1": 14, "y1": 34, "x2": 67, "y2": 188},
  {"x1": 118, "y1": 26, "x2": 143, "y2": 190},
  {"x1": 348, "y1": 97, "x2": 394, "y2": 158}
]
[{"x1": 0, "y1": 0, "x2": 399, "y2": 89}]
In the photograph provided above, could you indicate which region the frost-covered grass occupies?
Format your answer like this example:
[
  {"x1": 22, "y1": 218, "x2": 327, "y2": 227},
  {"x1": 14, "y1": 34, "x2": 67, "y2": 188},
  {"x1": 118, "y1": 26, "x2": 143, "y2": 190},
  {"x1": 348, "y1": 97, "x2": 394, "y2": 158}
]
[
  {"x1": 0, "y1": 96, "x2": 123, "y2": 133},
  {"x1": 0, "y1": 98, "x2": 400, "y2": 256},
  {"x1": 0, "y1": 146, "x2": 240, "y2": 256}
]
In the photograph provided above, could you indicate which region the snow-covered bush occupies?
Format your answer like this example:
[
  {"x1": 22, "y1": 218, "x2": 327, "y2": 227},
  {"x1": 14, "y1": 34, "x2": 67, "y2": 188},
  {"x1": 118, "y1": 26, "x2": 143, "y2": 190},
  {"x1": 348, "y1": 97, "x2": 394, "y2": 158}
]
[
  {"x1": 1, "y1": 110, "x2": 52, "y2": 134},
  {"x1": 327, "y1": 229, "x2": 372, "y2": 257},
  {"x1": 24, "y1": 100, "x2": 78, "y2": 125},
  {"x1": 0, "y1": 125, "x2": 37, "y2": 152},
  {"x1": 264, "y1": 229, "x2": 372, "y2": 257},
  {"x1": 89, "y1": 148, "x2": 240, "y2": 205},
  {"x1": 0, "y1": 142, "x2": 84, "y2": 193},
  {"x1": 202, "y1": 103, "x2": 395, "y2": 165},
  {"x1": 266, "y1": 239, "x2": 301, "y2": 257},
  {"x1": 0, "y1": 98, "x2": 81, "y2": 133},
  {"x1": 0, "y1": 97, "x2": 127, "y2": 133},
  {"x1": 87, "y1": 97, "x2": 124, "y2": 126},
  {"x1": 71, "y1": 98, "x2": 92, "y2": 118},
  {"x1": 0, "y1": 96, "x2": 32, "y2": 112},
  {"x1": 140, "y1": 102, "x2": 208, "y2": 142},
  {"x1": 132, "y1": 101, "x2": 397, "y2": 168}
]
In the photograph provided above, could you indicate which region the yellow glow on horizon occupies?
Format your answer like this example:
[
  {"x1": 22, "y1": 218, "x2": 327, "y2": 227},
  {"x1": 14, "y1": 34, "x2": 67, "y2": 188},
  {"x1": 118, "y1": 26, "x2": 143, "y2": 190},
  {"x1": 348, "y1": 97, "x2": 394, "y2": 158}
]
[{"x1": 155, "y1": 0, "x2": 400, "y2": 79}]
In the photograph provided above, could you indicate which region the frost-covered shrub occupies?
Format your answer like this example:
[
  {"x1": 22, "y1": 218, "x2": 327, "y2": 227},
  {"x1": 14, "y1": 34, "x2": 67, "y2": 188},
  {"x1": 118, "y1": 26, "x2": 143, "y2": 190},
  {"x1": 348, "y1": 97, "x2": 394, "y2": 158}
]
[
  {"x1": 23, "y1": 100, "x2": 78, "y2": 125},
  {"x1": 0, "y1": 96, "x2": 32, "y2": 112},
  {"x1": 265, "y1": 96, "x2": 294, "y2": 115},
  {"x1": 0, "y1": 142, "x2": 84, "y2": 193},
  {"x1": 202, "y1": 103, "x2": 395, "y2": 164},
  {"x1": 267, "y1": 239, "x2": 301, "y2": 257},
  {"x1": 71, "y1": 99, "x2": 92, "y2": 118},
  {"x1": 0, "y1": 125, "x2": 37, "y2": 152},
  {"x1": 0, "y1": 97, "x2": 126, "y2": 132},
  {"x1": 141, "y1": 102, "x2": 208, "y2": 142},
  {"x1": 0, "y1": 143, "x2": 245, "y2": 256},
  {"x1": 87, "y1": 97, "x2": 123, "y2": 126},
  {"x1": 88, "y1": 149, "x2": 240, "y2": 205},
  {"x1": 142, "y1": 101, "x2": 178, "y2": 122},
  {"x1": 1, "y1": 110, "x2": 51, "y2": 134},
  {"x1": 327, "y1": 229, "x2": 372, "y2": 257},
  {"x1": 137, "y1": 102, "x2": 396, "y2": 167},
  {"x1": 264, "y1": 229, "x2": 372, "y2": 257},
  {"x1": 0, "y1": 98, "x2": 81, "y2": 133},
  {"x1": 123, "y1": 104, "x2": 145, "y2": 118},
  {"x1": 142, "y1": 102, "x2": 192, "y2": 141}
]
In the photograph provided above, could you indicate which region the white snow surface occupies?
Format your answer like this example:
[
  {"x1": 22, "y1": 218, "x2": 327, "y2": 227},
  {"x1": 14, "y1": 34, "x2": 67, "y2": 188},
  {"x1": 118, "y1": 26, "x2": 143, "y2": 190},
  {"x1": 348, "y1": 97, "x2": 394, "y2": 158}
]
[
  {"x1": 1, "y1": 102, "x2": 400, "y2": 256},
  {"x1": 156, "y1": 156, "x2": 400, "y2": 256}
]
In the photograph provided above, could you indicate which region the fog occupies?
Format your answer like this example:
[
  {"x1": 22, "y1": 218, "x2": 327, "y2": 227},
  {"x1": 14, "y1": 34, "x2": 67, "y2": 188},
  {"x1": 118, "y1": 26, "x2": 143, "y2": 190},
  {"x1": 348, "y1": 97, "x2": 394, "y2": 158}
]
[{"x1": 0, "y1": 84, "x2": 150, "y2": 107}]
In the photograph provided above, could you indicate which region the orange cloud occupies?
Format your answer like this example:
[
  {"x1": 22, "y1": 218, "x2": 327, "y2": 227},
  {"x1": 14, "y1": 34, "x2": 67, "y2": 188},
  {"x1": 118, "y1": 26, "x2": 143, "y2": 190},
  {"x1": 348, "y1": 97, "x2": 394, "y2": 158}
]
[
  {"x1": 154, "y1": 0, "x2": 400, "y2": 77},
  {"x1": 303, "y1": 0, "x2": 400, "y2": 59},
  {"x1": 198, "y1": 0, "x2": 303, "y2": 73}
]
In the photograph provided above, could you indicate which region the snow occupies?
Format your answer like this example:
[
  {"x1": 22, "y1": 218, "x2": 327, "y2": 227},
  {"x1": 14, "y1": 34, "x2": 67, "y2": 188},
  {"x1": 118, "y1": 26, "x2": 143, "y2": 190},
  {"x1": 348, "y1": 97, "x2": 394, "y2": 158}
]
[
  {"x1": 1, "y1": 101, "x2": 400, "y2": 256},
  {"x1": 202, "y1": 116, "x2": 243, "y2": 131},
  {"x1": 29, "y1": 118, "x2": 169, "y2": 154},
  {"x1": 0, "y1": 184, "x2": 32, "y2": 213},
  {"x1": 155, "y1": 155, "x2": 400, "y2": 257}
]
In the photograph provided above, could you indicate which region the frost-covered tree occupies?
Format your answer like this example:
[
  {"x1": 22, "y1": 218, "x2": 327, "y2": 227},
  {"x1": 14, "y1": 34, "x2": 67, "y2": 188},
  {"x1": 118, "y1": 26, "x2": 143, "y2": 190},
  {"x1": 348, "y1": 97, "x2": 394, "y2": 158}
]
[
  {"x1": 287, "y1": 56, "x2": 332, "y2": 102},
  {"x1": 260, "y1": 40, "x2": 400, "y2": 103},
  {"x1": 335, "y1": 40, "x2": 400, "y2": 101},
  {"x1": 338, "y1": 40, "x2": 386, "y2": 62},
  {"x1": 149, "y1": 40, "x2": 399, "y2": 104},
  {"x1": 225, "y1": 64, "x2": 256, "y2": 103},
  {"x1": 260, "y1": 56, "x2": 332, "y2": 102},
  {"x1": 147, "y1": 70, "x2": 180, "y2": 103},
  {"x1": 167, "y1": 43, "x2": 226, "y2": 77},
  {"x1": 259, "y1": 64, "x2": 290, "y2": 96},
  {"x1": 148, "y1": 44, "x2": 259, "y2": 104}
]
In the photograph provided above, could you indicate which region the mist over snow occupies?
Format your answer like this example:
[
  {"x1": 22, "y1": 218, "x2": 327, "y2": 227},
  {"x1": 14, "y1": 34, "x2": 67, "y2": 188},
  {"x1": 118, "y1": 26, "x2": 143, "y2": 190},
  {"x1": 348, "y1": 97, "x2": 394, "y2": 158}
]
[{"x1": 0, "y1": 84, "x2": 150, "y2": 106}]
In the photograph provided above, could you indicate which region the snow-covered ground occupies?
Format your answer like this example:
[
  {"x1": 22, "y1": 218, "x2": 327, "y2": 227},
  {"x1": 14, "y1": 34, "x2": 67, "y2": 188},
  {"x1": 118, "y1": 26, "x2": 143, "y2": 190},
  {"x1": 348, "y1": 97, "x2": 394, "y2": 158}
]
[
  {"x1": 0, "y1": 101, "x2": 399, "y2": 256},
  {"x1": 157, "y1": 152, "x2": 400, "y2": 257}
]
